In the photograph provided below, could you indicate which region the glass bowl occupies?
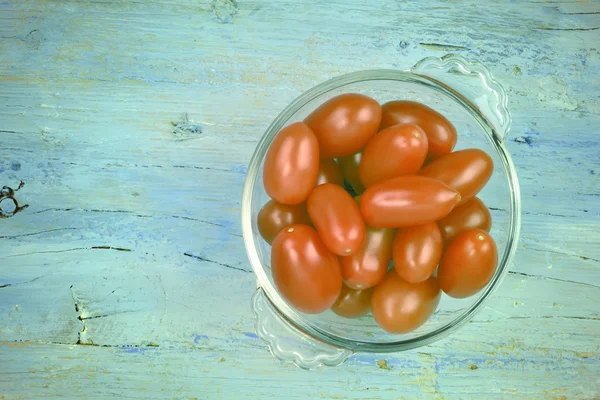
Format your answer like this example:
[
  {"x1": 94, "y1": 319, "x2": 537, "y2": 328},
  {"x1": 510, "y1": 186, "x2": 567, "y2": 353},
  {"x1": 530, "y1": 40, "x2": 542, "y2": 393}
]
[{"x1": 241, "y1": 54, "x2": 521, "y2": 369}]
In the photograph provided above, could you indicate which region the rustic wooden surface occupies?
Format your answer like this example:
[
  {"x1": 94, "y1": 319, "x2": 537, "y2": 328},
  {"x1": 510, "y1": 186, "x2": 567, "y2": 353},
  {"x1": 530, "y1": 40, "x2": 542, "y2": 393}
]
[{"x1": 1, "y1": 0, "x2": 599, "y2": 398}]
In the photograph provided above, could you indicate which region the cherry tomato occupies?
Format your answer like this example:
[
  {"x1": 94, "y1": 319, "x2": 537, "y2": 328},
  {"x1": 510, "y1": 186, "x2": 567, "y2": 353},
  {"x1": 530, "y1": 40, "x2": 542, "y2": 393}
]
[
  {"x1": 420, "y1": 149, "x2": 493, "y2": 204},
  {"x1": 371, "y1": 270, "x2": 441, "y2": 334},
  {"x1": 263, "y1": 122, "x2": 320, "y2": 205},
  {"x1": 438, "y1": 229, "x2": 498, "y2": 298},
  {"x1": 337, "y1": 152, "x2": 365, "y2": 194},
  {"x1": 380, "y1": 101, "x2": 457, "y2": 159},
  {"x1": 340, "y1": 224, "x2": 395, "y2": 290},
  {"x1": 304, "y1": 93, "x2": 382, "y2": 158},
  {"x1": 361, "y1": 176, "x2": 461, "y2": 228},
  {"x1": 359, "y1": 124, "x2": 428, "y2": 187},
  {"x1": 257, "y1": 200, "x2": 311, "y2": 244},
  {"x1": 308, "y1": 183, "x2": 365, "y2": 256},
  {"x1": 331, "y1": 284, "x2": 373, "y2": 318},
  {"x1": 271, "y1": 224, "x2": 342, "y2": 313},
  {"x1": 393, "y1": 222, "x2": 442, "y2": 283},
  {"x1": 437, "y1": 197, "x2": 492, "y2": 244},
  {"x1": 315, "y1": 159, "x2": 344, "y2": 187},
  {"x1": 339, "y1": 195, "x2": 393, "y2": 289}
]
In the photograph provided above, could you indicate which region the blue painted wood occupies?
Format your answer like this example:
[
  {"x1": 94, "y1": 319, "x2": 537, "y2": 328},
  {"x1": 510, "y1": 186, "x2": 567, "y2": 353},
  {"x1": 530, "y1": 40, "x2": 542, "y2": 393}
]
[{"x1": 1, "y1": 0, "x2": 598, "y2": 398}]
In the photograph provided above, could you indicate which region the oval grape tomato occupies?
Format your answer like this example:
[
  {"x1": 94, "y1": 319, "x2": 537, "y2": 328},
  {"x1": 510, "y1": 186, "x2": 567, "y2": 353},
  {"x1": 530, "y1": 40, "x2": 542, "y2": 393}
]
[
  {"x1": 263, "y1": 122, "x2": 320, "y2": 204},
  {"x1": 437, "y1": 197, "x2": 492, "y2": 244},
  {"x1": 361, "y1": 176, "x2": 461, "y2": 228},
  {"x1": 304, "y1": 93, "x2": 382, "y2": 158},
  {"x1": 271, "y1": 224, "x2": 342, "y2": 313},
  {"x1": 340, "y1": 224, "x2": 395, "y2": 290},
  {"x1": 438, "y1": 229, "x2": 498, "y2": 298},
  {"x1": 371, "y1": 270, "x2": 441, "y2": 334},
  {"x1": 393, "y1": 222, "x2": 442, "y2": 283},
  {"x1": 359, "y1": 123, "x2": 428, "y2": 187},
  {"x1": 331, "y1": 285, "x2": 373, "y2": 318},
  {"x1": 380, "y1": 100, "x2": 457, "y2": 159},
  {"x1": 420, "y1": 149, "x2": 493, "y2": 204},
  {"x1": 308, "y1": 183, "x2": 366, "y2": 256},
  {"x1": 257, "y1": 200, "x2": 311, "y2": 245}
]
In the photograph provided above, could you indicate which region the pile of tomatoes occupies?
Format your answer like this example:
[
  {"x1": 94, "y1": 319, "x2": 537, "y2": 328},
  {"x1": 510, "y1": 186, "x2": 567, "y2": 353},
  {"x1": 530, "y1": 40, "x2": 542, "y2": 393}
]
[{"x1": 257, "y1": 93, "x2": 497, "y2": 334}]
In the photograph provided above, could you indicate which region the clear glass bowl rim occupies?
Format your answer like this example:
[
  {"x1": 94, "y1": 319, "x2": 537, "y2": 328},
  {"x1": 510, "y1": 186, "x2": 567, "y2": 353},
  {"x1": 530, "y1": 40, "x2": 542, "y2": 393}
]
[{"x1": 241, "y1": 64, "x2": 522, "y2": 353}]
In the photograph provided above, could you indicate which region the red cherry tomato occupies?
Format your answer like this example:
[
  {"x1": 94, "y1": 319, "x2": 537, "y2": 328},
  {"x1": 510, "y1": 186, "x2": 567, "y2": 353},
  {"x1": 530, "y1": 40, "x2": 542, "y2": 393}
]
[
  {"x1": 304, "y1": 93, "x2": 382, "y2": 158},
  {"x1": 361, "y1": 176, "x2": 461, "y2": 228},
  {"x1": 271, "y1": 224, "x2": 342, "y2": 313},
  {"x1": 315, "y1": 159, "x2": 344, "y2": 187},
  {"x1": 337, "y1": 152, "x2": 365, "y2": 194},
  {"x1": 359, "y1": 124, "x2": 428, "y2": 187},
  {"x1": 420, "y1": 149, "x2": 493, "y2": 204},
  {"x1": 437, "y1": 197, "x2": 492, "y2": 244},
  {"x1": 257, "y1": 200, "x2": 311, "y2": 244},
  {"x1": 263, "y1": 122, "x2": 320, "y2": 204},
  {"x1": 371, "y1": 270, "x2": 441, "y2": 333},
  {"x1": 308, "y1": 184, "x2": 366, "y2": 256},
  {"x1": 380, "y1": 101, "x2": 457, "y2": 159},
  {"x1": 393, "y1": 222, "x2": 442, "y2": 283},
  {"x1": 340, "y1": 195, "x2": 394, "y2": 290},
  {"x1": 340, "y1": 224, "x2": 395, "y2": 290},
  {"x1": 331, "y1": 284, "x2": 373, "y2": 318},
  {"x1": 438, "y1": 229, "x2": 498, "y2": 298}
]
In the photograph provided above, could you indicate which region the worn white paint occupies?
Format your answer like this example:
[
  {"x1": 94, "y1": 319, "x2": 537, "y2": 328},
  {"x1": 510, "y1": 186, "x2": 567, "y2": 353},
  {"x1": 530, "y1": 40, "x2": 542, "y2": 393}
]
[{"x1": 0, "y1": 0, "x2": 598, "y2": 398}]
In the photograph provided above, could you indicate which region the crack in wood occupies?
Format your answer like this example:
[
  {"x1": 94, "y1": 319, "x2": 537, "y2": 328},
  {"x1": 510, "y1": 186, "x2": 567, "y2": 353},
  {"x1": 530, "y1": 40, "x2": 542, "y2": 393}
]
[
  {"x1": 419, "y1": 42, "x2": 469, "y2": 51},
  {"x1": 183, "y1": 252, "x2": 251, "y2": 273},
  {"x1": 0, "y1": 147, "x2": 36, "y2": 154},
  {"x1": 90, "y1": 246, "x2": 132, "y2": 252},
  {"x1": 30, "y1": 208, "x2": 242, "y2": 236},
  {"x1": 556, "y1": 8, "x2": 600, "y2": 15},
  {"x1": 2, "y1": 248, "x2": 90, "y2": 258},
  {"x1": 523, "y1": 211, "x2": 572, "y2": 218},
  {"x1": 512, "y1": 315, "x2": 600, "y2": 321},
  {"x1": 538, "y1": 27, "x2": 600, "y2": 31},
  {"x1": 508, "y1": 270, "x2": 600, "y2": 290},
  {"x1": 0, "y1": 227, "x2": 81, "y2": 239},
  {"x1": 490, "y1": 207, "x2": 583, "y2": 218},
  {"x1": 552, "y1": 5, "x2": 600, "y2": 15},
  {"x1": 471, "y1": 315, "x2": 600, "y2": 323},
  {"x1": 0, "y1": 275, "x2": 45, "y2": 289},
  {"x1": 78, "y1": 310, "x2": 140, "y2": 321},
  {"x1": 69, "y1": 285, "x2": 86, "y2": 345},
  {"x1": 2, "y1": 246, "x2": 134, "y2": 258},
  {"x1": 1, "y1": 340, "x2": 161, "y2": 349},
  {"x1": 525, "y1": 246, "x2": 600, "y2": 263}
]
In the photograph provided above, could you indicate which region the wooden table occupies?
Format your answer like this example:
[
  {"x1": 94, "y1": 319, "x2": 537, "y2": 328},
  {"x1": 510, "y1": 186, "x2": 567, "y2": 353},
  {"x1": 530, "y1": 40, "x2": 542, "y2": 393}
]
[{"x1": 1, "y1": 1, "x2": 598, "y2": 398}]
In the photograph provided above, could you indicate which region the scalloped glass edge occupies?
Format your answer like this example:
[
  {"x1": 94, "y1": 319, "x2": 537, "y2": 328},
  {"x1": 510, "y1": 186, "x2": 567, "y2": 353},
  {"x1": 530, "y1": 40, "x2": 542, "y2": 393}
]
[
  {"x1": 409, "y1": 53, "x2": 512, "y2": 139},
  {"x1": 252, "y1": 288, "x2": 353, "y2": 369}
]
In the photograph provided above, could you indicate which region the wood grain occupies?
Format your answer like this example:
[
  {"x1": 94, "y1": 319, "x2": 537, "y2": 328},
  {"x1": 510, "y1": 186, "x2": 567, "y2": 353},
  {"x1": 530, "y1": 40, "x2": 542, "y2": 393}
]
[{"x1": 1, "y1": 0, "x2": 598, "y2": 398}]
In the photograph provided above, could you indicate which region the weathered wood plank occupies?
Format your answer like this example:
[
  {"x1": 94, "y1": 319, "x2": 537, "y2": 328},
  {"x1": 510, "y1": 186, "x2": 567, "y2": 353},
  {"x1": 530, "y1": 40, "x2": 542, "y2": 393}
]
[
  {"x1": 0, "y1": 337, "x2": 597, "y2": 399},
  {"x1": 1, "y1": 0, "x2": 599, "y2": 398}
]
